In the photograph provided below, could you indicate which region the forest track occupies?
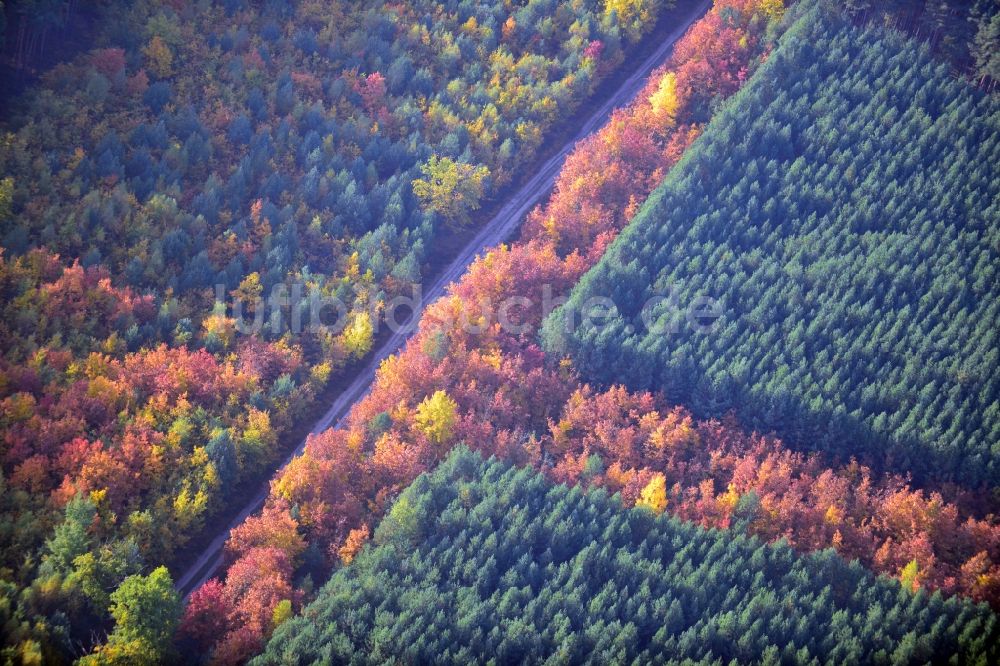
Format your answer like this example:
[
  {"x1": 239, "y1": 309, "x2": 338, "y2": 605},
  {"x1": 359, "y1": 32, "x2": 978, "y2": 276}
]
[{"x1": 174, "y1": 0, "x2": 711, "y2": 597}]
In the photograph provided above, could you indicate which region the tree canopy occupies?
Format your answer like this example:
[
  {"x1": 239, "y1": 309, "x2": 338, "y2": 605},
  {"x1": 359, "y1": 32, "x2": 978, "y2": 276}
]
[
  {"x1": 546, "y1": 0, "x2": 1000, "y2": 489},
  {"x1": 0, "y1": 0, "x2": 680, "y2": 660},
  {"x1": 412, "y1": 156, "x2": 491, "y2": 228},
  {"x1": 256, "y1": 448, "x2": 999, "y2": 664}
]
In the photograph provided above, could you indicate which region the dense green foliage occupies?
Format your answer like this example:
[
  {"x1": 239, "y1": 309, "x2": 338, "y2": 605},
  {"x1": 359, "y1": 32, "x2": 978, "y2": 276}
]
[
  {"x1": 78, "y1": 566, "x2": 181, "y2": 665},
  {"x1": 839, "y1": 1, "x2": 1000, "y2": 87},
  {"x1": 545, "y1": 2, "x2": 1000, "y2": 488},
  {"x1": 256, "y1": 447, "x2": 998, "y2": 664}
]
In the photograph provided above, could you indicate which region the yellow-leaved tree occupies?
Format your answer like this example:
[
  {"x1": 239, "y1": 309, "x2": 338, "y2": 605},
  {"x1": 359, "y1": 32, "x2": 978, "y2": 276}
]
[
  {"x1": 756, "y1": 0, "x2": 785, "y2": 22},
  {"x1": 202, "y1": 302, "x2": 236, "y2": 349},
  {"x1": 414, "y1": 390, "x2": 459, "y2": 445},
  {"x1": 412, "y1": 156, "x2": 490, "y2": 227},
  {"x1": 341, "y1": 311, "x2": 374, "y2": 359},
  {"x1": 649, "y1": 71, "x2": 680, "y2": 127},
  {"x1": 900, "y1": 559, "x2": 922, "y2": 591},
  {"x1": 604, "y1": 0, "x2": 661, "y2": 42},
  {"x1": 142, "y1": 35, "x2": 174, "y2": 78},
  {"x1": 636, "y1": 473, "x2": 667, "y2": 514},
  {"x1": 271, "y1": 599, "x2": 293, "y2": 630},
  {"x1": 240, "y1": 409, "x2": 276, "y2": 468}
]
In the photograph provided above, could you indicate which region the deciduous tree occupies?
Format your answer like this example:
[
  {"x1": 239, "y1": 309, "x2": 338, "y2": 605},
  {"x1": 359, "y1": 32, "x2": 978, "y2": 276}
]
[{"x1": 412, "y1": 156, "x2": 490, "y2": 228}]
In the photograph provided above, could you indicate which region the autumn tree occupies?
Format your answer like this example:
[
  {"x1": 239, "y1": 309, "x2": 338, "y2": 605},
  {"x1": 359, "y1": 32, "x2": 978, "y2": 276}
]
[
  {"x1": 636, "y1": 473, "x2": 667, "y2": 513},
  {"x1": 604, "y1": 0, "x2": 662, "y2": 41},
  {"x1": 91, "y1": 48, "x2": 126, "y2": 79},
  {"x1": 412, "y1": 156, "x2": 490, "y2": 227},
  {"x1": 271, "y1": 599, "x2": 293, "y2": 629},
  {"x1": 338, "y1": 525, "x2": 370, "y2": 565},
  {"x1": 221, "y1": 547, "x2": 295, "y2": 656},
  {"x1": 356, "y1": 72, "x2": 387, "y2": 117},
  {"x1": 178, "y1": 579, "x2": 230, "y2": 653},
  {"x1": 648, "y1": 72, "x2": 679, "y2": 127},
  {"x1": 341, "y1": 311, "x2": 374, "y2": 359},
  {"x1": 414, "y1": 390, "x2": 459, "y2": 445},
  {"x1": 142, "y1": 36, "x2": 173, "y2": 78},
  {"x1": 225, "y1": 505, "x2": 305, "y2": 563}
]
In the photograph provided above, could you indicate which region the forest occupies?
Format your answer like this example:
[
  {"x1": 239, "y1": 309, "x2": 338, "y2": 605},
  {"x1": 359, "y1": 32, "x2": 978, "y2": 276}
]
[
  {"x1": 1, "y1": 0, "x2": 998, "y2": 664},
  {"x1": 179, "y1": 1, "x2": 1000, "y2": 664},
  {"x1": 0, "y1": 0, "x2": 681, "y2": 661},
  {"x1": 256, "y1": 447, "x2": 999, "y2": 664},
  {"x1": 544, "y1": 1, "x2": 1000, "y2": 489}
]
